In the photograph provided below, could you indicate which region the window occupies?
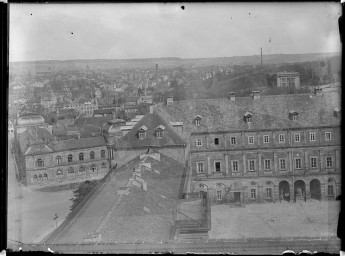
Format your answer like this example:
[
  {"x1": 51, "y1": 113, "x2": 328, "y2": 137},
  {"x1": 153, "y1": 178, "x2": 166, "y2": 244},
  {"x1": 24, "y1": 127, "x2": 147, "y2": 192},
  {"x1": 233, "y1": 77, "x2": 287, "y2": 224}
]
[
  {"x1": 56, "y1": 156, "x2": 62, "y2": 164},
  {"x1": 90, "y1": 151, "x2": 95, "y2": 160},
  {"x1": 101, "y1": 162, "x2": 107, "y2": 170},
  {"x1": 230, "y1": 137, "x2": 236, "y2": 145},
  {"x1": 266, "y1": 188, "x2": 272, "y2": 198},
  {"x1": 197, "y1": 162, "x2": 204, "y2": 173},
  {"x1": 68, "y1": 167, "x2": 74, "y2": 174},
  {"x1": 79, "y1": 166, "x2": 85, "y2": 172},
  {"x1": 328, "y1": 185, "x2": 334, "y2": 196},
  {"x1": 294, "y1": 133, "x2": 300, "y2": 142},
  {"x1": 325, "y1": 132, "x2": 331, "y2": 141},
  {"x1": 295, "y1": 158, "x2": 302, "y2": 169},
  {"x1": 248, "y1": 136, "x2": 254, "y2": 144},
  {"x1": 232, "y1": 161, "x2": 238, "y2": 172},
  {"x1": 279, "y1": 158, "x2": 286, "y2": 170},
  {"x1": 138, "y1": 131, "x2": 146, "y2": 139},
  {"x1": 310, "y1": 132, "x2": 315, "y2": 142},
  {"x1": 250, "y1": 189, "x2": 256, "y2": 199},
  {"x1": 263, "y1": 135, "x2": 269, "y2": 144},
  {"x1": 326, "y1": 156, "x2": 333, "y2": 168},
  {"x1": 279, "y1": 134, "x2": 285, "y2": 143},
  {"x1": 68, "y1": 154, "x2": 73, "y2": 162},
  {"x1": 56, "y1": 169, "x2": 63, "y2": 178},
  {"x1": 310, "y1": 157, "x2": 317, "y2": 168},
  {"x1": 215, "y1": 162, "x2": 221, "y2": 172},
  {"x1": 33, "y1": 175, "x2": 38, "y2": 182},
  {"x1": 90, "y1": 165, "x2": 96, "y2": 172},
  {"x1": 264, "y1": 159, "x2": 271, "y2": 170},
  {"x1": 156, "y1": 130, "x2": 163, "y2": 138},
  {"x1": 39, "y1": 174, "x2": 43, "y2": 181},
  {"x1": 195, "y1": 119, "x2": 200, "y2": 126},
  {"x1": 248, "y1": 160, "x2": 255, "y2": 171},
  {"x1": 101, "y1": 150, "x2": 106, "y2": 158},
  {"x1": 214, "y1": 138, "x2": 219, "y2": 145},
  {"x1": 44, "y1": 173, "x2": 48, "y2": 180},
  {"x1": 217, "y1": 190, "x2": 222, "y2": 200},
  {"x1": 246, "y1": 117, "x2": 252, "y2": 123},
  {"x1": 196, "y1": 138, "x2": 202, "y2": 147},
  {"x1": 79, "y1": 153, "x2": 84, "y2": 161},
  {"x1": 292, "y1": 115, "x2": 298, "y2": 121},
  {"x1": 37, "y1": 159, "x2": 44, "y2": 167}
]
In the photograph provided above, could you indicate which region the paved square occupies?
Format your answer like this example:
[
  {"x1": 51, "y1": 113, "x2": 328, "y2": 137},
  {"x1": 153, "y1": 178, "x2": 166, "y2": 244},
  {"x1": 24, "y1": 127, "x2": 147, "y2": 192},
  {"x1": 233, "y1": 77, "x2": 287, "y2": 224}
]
[{"x1": 209, "y1": 200, "x2": 340, "y2": 239}]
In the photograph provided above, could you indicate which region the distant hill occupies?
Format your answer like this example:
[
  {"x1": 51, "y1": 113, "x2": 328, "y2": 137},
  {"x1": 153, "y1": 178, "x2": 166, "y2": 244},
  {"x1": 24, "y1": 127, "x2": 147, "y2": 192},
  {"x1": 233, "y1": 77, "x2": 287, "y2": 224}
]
[{"x1": 9, "y1": 52, "x2": 340, "y2": 73}]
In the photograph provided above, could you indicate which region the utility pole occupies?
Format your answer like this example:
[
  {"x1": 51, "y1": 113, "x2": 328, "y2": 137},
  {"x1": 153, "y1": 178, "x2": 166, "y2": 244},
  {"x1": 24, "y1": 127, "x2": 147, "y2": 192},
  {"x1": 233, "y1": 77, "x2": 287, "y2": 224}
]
[{"x1": 260, "y1": 48, "x2": 263, "y2": 68}]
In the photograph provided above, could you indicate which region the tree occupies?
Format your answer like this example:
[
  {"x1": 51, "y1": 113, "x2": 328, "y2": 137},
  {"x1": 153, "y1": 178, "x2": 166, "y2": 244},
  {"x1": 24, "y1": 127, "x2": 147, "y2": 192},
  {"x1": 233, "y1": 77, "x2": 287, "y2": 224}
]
[{"x1": 70, "y1": 180, "x2": 99, "y2": 212}]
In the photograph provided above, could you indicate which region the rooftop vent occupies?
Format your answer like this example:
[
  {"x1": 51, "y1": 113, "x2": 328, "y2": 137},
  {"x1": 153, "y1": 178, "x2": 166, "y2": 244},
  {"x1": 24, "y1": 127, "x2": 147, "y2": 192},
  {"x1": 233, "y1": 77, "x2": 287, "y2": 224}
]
[
  {"x1": 252, "y1": 91, "x2": 261, "y2": 100},
  {"x1": 228, "y1": 92, "x2": 235, "y2": 101}
]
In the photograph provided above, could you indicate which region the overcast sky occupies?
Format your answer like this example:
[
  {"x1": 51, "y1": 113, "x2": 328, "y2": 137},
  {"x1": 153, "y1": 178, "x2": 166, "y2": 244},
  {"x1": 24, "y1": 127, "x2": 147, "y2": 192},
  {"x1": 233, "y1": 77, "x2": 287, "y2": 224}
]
[{"x1": 10, "y1": 2, "x2": 341, "y2": 62}]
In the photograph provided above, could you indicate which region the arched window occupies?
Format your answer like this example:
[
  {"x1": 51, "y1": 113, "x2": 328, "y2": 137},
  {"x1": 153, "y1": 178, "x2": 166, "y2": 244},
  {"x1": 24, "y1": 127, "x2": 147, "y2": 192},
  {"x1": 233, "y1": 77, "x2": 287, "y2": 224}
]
[
  {"x1": 44, "y1": 173, "x2": 48, "y2": 180},
  {"x1": 79, "y1": 153, "x2": 84, "y2": 161},
  {"x1": 68, "y1": 167, "x2": 74, "y2": 174},
  {"x1": 79, "y1": 166, "x2": 85, "y2": 172},
  {"x1": 37, "y1": 159, "x2": 44, "y2": 167},
  {"x1": 39, "y1": 174, "x2": 43, "y2": 181},
  {"x1": 101, "y1": 150, "x2": 106, "y2": 158},
  {"x1": 68, "y1": 154, "x2": 73, "y2": 163},
  {"x1": 101, "y1": 162, "x2": 107, "y2": 170},
  {"x1": 90, "y1": 164, "x2": 97, "y2": 172},
  {"x1": 90, "y1": 151, "x2": 95, "y2": 160},
  {"x1": 33, "y1": 174, "x2": 38, "y2": 182},
  {"x1": 56, "y1": 169, "x2": 63, "y2": 178},
  {"x1": 56, "y1": 155, "x2": 62, "y2": 164}
]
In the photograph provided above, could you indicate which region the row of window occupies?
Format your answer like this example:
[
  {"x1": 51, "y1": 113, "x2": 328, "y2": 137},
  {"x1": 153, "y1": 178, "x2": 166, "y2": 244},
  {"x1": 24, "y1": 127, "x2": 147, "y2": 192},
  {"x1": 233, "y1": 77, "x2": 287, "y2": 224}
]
[
  {"x1": 138, "y1": 130, "x2": 164, "y2": 139},
  {"x1": 32, "y1": 163, "x2": 108, "y2": 181},
  {"x1": 215, "y1": 185, "x2": 335, "y2": 201},
  {"x1": 36, "y1": 150, "x2": 106, "y2": 167},
  {"x1": 196, "y1": 156, "x2": 334, "y2": 173},
  {"x1": 195, "y1": 132, "x2": 332, "y2": 147}
]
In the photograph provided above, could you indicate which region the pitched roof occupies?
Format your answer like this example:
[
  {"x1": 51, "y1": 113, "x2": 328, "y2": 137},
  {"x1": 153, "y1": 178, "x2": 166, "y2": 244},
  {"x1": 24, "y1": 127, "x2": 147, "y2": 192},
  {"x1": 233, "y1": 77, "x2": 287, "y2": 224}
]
[
  {"x1": 99, "y1": 153, "x2": 185, "y2": 243},
  {"x1": 49, "y1": 136, "x2": 107, "y2": 152},
  {"x1": 114, "y1": 111, "x2": 187, "y2": 149},
  {"x1": 155, "y1": 91, "x2": 340, "y2": 135},
  {"x1": 74, "y1": 116, "x2": 111, "y2": 137}
]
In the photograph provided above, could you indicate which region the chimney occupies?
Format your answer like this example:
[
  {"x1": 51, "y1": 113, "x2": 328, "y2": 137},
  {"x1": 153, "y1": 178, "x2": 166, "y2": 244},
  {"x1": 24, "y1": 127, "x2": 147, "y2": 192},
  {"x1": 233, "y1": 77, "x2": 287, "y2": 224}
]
[
  {"x1": 252, "y1": 91, "x2": 261, "y2": 100},
  {"x1": 314, "y1": 87, "x2": 322, "y2": 96},
  {"x1": 166, "y1": 97, "x2": 174, "y2": 105},
  {"x1": 149, "y1": 105, "x2": 153, "y2": 114},
  {"x1": 228, "y1": 92, "x2": 236, "y2": 101}
]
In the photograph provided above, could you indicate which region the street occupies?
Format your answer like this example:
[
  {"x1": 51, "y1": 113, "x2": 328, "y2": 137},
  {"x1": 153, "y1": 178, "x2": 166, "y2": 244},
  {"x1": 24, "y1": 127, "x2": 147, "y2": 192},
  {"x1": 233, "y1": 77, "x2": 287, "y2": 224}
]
[{"x1": 7, "y1": 138, "x2": 74, "y2": 245}]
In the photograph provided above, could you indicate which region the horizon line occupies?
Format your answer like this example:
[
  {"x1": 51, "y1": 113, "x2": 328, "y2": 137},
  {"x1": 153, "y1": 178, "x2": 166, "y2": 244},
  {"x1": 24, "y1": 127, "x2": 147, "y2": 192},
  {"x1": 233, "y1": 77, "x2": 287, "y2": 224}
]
[{"x1": 10, "y1": 51, "x2": 341, "y2": 64}]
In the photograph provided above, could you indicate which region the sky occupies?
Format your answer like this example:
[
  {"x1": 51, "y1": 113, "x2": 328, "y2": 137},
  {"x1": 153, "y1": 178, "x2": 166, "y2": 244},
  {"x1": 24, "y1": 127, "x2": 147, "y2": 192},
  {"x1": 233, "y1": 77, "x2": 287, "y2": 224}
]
[{"x1": 9, "y1": 2, "x2": 342, "y2": 62}]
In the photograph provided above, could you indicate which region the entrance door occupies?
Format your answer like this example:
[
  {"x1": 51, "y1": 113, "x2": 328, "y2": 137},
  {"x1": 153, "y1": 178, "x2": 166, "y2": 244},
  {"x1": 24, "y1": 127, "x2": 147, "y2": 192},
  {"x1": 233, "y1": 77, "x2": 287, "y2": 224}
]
[
  {"x1": 294, "y1": 180, "x2": 306, "y2": 202},
  {"x1": 234, "y1": 192, "x2": 241, "y2": 203},
  {"x1": 310, "y1": 179, "x2": 321, "y2": 200},
  {"x1": 279, "y1": 181, "x2": 290, "y2": 202}
]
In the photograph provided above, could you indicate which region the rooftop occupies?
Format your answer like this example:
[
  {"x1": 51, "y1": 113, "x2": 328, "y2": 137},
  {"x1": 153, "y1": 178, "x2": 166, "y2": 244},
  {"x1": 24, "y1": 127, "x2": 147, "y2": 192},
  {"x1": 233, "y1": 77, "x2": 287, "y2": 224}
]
[{"x1": 154, "y1": 91, "x2": 340, "y2": 136}]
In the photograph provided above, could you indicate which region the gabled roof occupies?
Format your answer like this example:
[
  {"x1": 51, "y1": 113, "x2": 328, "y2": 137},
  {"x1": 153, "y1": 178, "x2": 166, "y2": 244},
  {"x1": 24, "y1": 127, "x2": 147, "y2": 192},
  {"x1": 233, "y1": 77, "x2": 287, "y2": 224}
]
[
  {"x1": 289, "y1": 110, "x2": 298, "y2": 115},
  {"x1": 154, "y1": 91, "x2": 340, "y2": 135},
  {"x1": 155, "y1": 125, "x2": 165, "y2": 131},
  {"x1": 138, "y1": 125, "x2": 148, "y2": 131},
  {"x1": 194, "y1": 115, "x2": 202, "y2": 119},
  {"x1": 49, "y1": 136, "x2": 107, "y2": 152},
  {"x1": 244, "y1": 111, "x2": 252, "y2": 117},
  {"x1": 114, "y1": 111, "x2": 186, "y2": 149}
]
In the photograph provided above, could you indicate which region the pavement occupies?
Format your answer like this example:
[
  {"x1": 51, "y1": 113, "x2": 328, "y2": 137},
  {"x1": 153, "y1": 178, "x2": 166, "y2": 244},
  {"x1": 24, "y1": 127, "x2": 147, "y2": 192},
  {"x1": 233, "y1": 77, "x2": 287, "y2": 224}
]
[
  {"x1": 7, "y1": 138, "x2": 74, "y2": 246},
  {"x1": 209, "y1": 200, "x2": 340, "y2": 239}
]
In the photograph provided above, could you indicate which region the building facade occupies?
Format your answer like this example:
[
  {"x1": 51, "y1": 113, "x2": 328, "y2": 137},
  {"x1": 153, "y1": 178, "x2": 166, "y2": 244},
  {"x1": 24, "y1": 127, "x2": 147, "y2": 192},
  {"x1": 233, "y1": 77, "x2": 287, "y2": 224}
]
[{"x1": 154, "y1": 89, "x2": 341, "y2": 204}]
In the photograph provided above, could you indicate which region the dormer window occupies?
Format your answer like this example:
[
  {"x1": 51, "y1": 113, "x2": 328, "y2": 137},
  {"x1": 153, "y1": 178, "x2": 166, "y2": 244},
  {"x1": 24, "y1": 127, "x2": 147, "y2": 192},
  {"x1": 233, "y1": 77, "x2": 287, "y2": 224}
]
[
  {"x1": 138, "y1": 125, "x2": 148, "y2": 140},
  {"x1": 155, "y1": 125, "x2": 165, "y2": 138},
  {"x1": 244, "y1": 112, "x2": 252, "y2": 123},
  {"x1": 289, "y1": 110, "x2": 299, "y2": 121},
  {"x1": 194, "y1": 115, "x2": 202, "y2": 126},
  {"x1": 334, "y1": 108, "x2": 341, "y2": 118}
]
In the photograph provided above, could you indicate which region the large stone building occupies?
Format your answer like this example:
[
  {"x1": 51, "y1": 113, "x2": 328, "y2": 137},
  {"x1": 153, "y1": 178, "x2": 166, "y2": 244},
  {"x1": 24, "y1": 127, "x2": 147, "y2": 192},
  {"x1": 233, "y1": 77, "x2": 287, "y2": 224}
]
[
  {"x1": 154, "y1": 89, "x2": 341, "y2": 204},
  {"x1": 14, "y1": 113, "x2": 111, "y2": 186}
]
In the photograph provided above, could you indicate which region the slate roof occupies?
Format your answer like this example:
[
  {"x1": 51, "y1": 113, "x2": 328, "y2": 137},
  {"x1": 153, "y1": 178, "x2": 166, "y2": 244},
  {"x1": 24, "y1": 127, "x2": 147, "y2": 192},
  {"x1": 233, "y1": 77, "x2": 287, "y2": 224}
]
[
  {"x1": 48, "y1": 136, "x2": 107, "y2": 152},
  {"x1": 114, "y1": 111, "x2": 187, "y2": 149},
  {"x1": 74, "y1": 116, "x2": 111, "y2": 138},
  {"x1": 100, "y1": 153, "x2": 186, "y2": 243},
  {"x1": 154, "y1": 91, "x2": 341, "y2": 136},
  {"x1": 18, "y1": 127, "x2": 55, "y2": 155}
]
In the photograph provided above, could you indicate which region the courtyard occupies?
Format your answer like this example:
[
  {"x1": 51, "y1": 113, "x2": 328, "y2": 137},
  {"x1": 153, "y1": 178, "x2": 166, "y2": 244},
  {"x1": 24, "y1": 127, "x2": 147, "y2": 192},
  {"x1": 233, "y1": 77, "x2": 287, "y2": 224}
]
[{"x1": 209, "y1": 200, "x2": 340, "y2": 239}]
